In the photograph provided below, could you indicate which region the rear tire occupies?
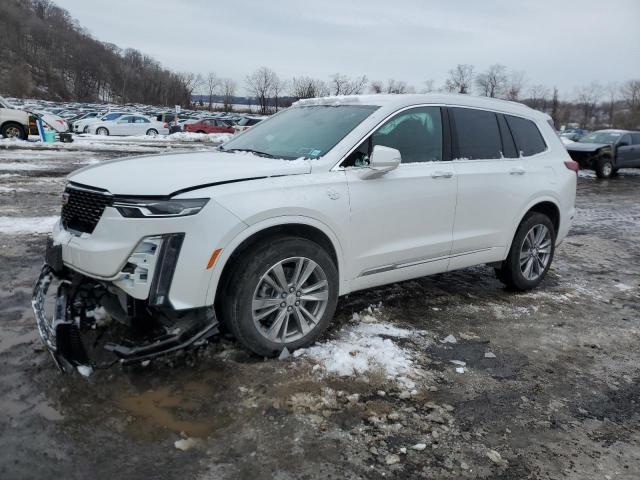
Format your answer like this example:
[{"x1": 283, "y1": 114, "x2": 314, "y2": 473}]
[
  {"x1": 221, "y1": 237, "x2": 338, "y2": 357},
  {"x1": 146, "y1": 129, "x2": 158, "y2": 136},
  {"x1": 495, "y1": 212, "x2": 556, "y2": 291},
  {"x1": 1, "y1": 122, "x2": 26, "y2": 140},
  {"x1": 96, "y1": 127, "x2": 109, "y2": 136},
  {"x1": 595, "y1": 155, "x2": 614, "y2": 179}
]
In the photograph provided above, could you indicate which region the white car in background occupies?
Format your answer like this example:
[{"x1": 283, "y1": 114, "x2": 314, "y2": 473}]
[
  {"x1": 74, "y1": 112, "x2": 126, "y2": 133},
  {"x1": 233, "y1": 116, "x2": 264, "y2": 133},
  {"x1": 88, "y1": 114, "x2": 168, "y2": 136},
  {"x1": 34, "y1": 94, "x2": 577, "y2": 371}
]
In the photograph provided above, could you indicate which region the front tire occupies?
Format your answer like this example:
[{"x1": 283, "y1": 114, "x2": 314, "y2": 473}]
[
  {"x1": 96, "y1": 127, "x2": 109, "y2": 136},
  {"x1": 1, "y1": 122, "x2": 26, "y2": 140},
  {"x1": 222, "y1": 237, "x2": 338, "y2": 357},
  {"x1": 595, "y1": 155, "x2": 614, "y2": 179},
  {"x1": 495, "y1": 212, "x2": 556, "y2": 291}
]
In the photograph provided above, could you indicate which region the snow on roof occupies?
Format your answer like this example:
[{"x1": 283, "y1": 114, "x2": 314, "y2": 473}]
[{"x1": 294, "y1": 93, "x2": 549, "y2": 120}]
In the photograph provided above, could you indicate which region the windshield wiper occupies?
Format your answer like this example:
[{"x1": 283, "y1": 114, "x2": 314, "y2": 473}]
[{"x1": 223, "y1": 148, "x2": 276, "y2": 158}]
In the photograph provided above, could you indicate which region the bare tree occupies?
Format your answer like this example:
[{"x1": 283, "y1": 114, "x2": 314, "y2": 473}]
[
  {"x1": 246, "y1": 66, "x2": 278, "y2": 115},
  {"x1": 369, "y1": 80, "x2": 383, "y2": 94},
  {"x1": 620, "y1": 79, "x2": 640, "y2": 112},
  {"x1": 421, "y1": 79, "x2": 435, "y2": 93},
  {"x1": 385, "y1": 79, "x2": 409, "y2": 94},
  {"x1": 550, "y1": 87, "x2": 560, "y2": 127},
  {"x1": 179, "y1": 72, "x2": 203, "y2": 107},
  {"x1": 575, "y1": 82, "x2": 602, "y2": 127},
  {"x1": 445, "y1": 64, "x2": 474, "y2": 94},
  {"x1": 505, "y1": 70, "x2": 526, "y2": 101},
  {"x1": 475, "y1": 64, "x2": 507, "y2": 98},
  {"x1": 330, "y1": 73, "x2": 368, "y2": 95},
  {"x1": 290, "y1": 76, "x2": 328, "y2": 99},
  {"x1": 620, "y1": 79, "x2": 640, "y2": 127},
  {"x1": 527, "y1": 84, "x2": 550, "y2": 111},
  {"x1": 221, "y1": 78, "x2": 237, "y2": 112},
  {"x1": 604, "y1": 82, "x2": 618, "y2": 127},
  {"x1": 272, "y1": 75, "x2": 286, "y2": 112},
  {"x1": 205, "y1": 72, "x2": 219, "y2": 111}
]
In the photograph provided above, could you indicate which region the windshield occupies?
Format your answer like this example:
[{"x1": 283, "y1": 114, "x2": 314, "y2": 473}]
[
  {"x1": 578, "y1": 131, "x2": 622, "y2": 144},
  {"x1": 221, "y1": 105, "x2": 379, "y2": 159}
]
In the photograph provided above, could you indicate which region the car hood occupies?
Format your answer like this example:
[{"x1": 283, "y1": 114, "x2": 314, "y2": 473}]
[
  {"x1": 565, "y1": 142, "x2": 610, "y2": 152},
  {"x1": 69, "y1": 151, "x2": 312, "y2": 196}
]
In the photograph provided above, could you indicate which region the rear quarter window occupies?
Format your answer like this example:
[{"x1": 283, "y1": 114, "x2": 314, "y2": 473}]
[{"x1": 505, "y1": 115, "x2": 547, "y2": 157}]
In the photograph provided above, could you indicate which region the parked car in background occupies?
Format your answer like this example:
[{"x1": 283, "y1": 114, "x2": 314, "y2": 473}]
[
  {"x1": 88, "y1": 115, "x2": 169, "y2": 136},
  {"x1": 68, "y1": 111, "x2": 100, "y2": 130},
  {"x1": 74, "y1": 112, "x2": 129, "y2": 133},
  {"x1": 559, "y1": 128, "x2": 588, "y2": 142},
  {"x1": 183, "y1": 118, "x2": 235, "y2": 134},
  {"x1": 565, "y1": 129, "x2": 640, "y2": 178},
  {"x1": 34, "y1": 94, "x2": 576, "y2": 371},
  {"x1": 0, "y1": 95, "x2": 34, "y2": 139},
  {"x1": 233, "y1": 116, "x2": 264, "y2": 133}
]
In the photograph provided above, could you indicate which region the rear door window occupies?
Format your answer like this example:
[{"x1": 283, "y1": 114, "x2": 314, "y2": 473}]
[
  {"x1": 450, "y1": 108, "x2": 502, "y2": 160},
  {"x1": 505, "y1": 115, "x2": 547, "y2": 156},
  {"x1": 497, "y1": 114, "x2": 518, "y2": 158},
  {"x1": 631, "y1": 133, "x2": 640, "y2": 145}
]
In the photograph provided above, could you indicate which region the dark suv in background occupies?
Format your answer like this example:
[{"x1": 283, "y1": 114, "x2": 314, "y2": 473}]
[{"x1": 565, "y1": 129, "x2": 640, "y2": 178}]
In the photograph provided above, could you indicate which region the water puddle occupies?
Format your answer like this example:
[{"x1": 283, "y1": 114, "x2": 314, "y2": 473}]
[{"x1": 118, "y1": 383, "x2": 233, "y2": 439}]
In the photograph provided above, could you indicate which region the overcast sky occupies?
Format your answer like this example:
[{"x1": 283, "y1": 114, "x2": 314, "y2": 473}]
[{"x1": 55, "y1": 0, "x2": 639, "y2": 97}]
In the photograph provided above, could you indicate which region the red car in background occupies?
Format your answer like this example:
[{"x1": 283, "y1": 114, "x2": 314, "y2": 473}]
[{"x1": 184, "y1": 118, "x2": 234, "y2": 134}]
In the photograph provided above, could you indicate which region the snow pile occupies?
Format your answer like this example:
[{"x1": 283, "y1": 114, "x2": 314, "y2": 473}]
[
  {"x1": 0, "y1": 216, "x2": 58, "y2": 234},
  {"x1": 294, "y1": 306, "x2": 423, "y2": 383},
  {"x1": 166, "y1": 132, "x2": 233, "y2": 143}
]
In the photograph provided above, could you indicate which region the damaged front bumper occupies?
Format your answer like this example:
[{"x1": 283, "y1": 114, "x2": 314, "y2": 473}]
[{"x1": 32, "y1": 240, "x2": 219, "y2": 373}]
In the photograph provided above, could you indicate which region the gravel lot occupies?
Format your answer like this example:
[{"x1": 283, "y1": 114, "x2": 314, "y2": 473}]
[{"x1": 0, "y1": 145, "x2": 638, "y2": 480}]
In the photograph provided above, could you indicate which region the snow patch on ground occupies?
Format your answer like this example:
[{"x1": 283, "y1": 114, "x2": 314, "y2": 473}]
[
  {"x1": 0, "y1": 162, "x2": 54, "y2": 171},
  {"x1": 0, "y1": 216, "x2": 58, "y2": 234},
  {"x1": 0, "y1": 186, "x2": 27, "y2": 193},
  {"x1": 294, "y1": 305, "x2": 424, "y2": 386}
]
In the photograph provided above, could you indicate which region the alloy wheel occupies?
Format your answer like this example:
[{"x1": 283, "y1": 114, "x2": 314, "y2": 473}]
[
  {"x1": 5, "y1": 126, "x2": 22, "y2": 138},
  {"x1": 519, "y1": 224, "x2": 552, "y2": 281},
  {"x1": 252, "y1": 257, "x2": 329, "y2": 343}
]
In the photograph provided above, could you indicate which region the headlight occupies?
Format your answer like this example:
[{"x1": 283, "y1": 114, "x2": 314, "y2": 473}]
[{"x1": 113, "y1": 198, "x2": 209, "y2": 218}]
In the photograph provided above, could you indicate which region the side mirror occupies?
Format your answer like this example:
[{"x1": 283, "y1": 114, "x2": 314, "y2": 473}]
[{"x1": 360, "y1": 145, "x2": 401, "y2": 179}]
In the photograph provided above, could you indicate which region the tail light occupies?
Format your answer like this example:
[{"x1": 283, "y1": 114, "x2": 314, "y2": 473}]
[{"x1": 564, "y1": 160, "x2": 579, "y2": 175}]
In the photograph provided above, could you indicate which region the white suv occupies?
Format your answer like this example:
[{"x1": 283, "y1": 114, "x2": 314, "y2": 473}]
[{"x1": 33, "y1": 94, "x2": 577, "y2": 371}]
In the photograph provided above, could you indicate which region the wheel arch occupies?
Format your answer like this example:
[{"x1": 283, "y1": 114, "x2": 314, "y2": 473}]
[
  {"x1": 505, "y1": 197, "x2": 561, "y2": 255},
  {"x1": 206, "y1": 216, "x2": 345, "y2": 306}
]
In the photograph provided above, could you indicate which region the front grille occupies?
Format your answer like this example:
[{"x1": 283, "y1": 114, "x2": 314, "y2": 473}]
[{"x1": 61, "y1": 185, "x2": 113, "y2": 234}]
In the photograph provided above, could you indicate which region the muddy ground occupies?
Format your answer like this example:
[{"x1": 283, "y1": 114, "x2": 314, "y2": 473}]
[{"x1": 0, "y1": 146, "x2": 638, "y2": 479}]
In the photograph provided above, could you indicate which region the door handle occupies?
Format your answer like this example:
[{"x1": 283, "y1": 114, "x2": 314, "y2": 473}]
[
  {"x1": 509, "y1": 167, "x2": 526, "y2": 175},
  {"x1": 431, "y1": 171, "x2": 454, "y2": 178}
]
